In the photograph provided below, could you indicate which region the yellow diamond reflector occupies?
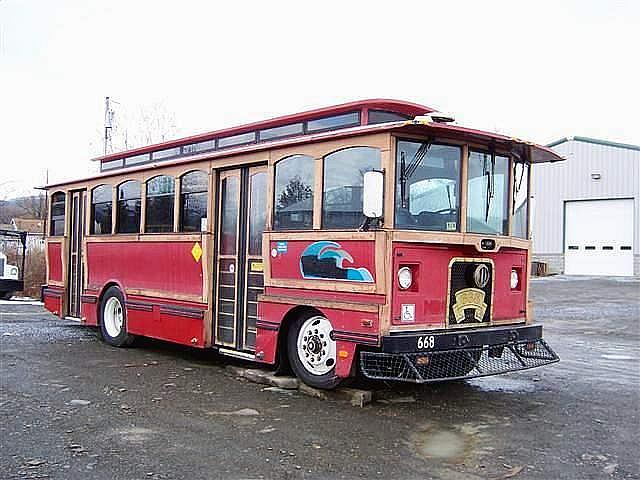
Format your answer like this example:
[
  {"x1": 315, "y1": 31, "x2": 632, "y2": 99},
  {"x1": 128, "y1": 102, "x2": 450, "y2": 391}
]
[{"x1": 191, "y1": 242, "x2": 203, "y2": 262}]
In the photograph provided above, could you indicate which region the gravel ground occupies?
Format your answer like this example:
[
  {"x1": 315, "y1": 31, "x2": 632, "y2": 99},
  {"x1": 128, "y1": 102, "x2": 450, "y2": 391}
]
[{"x1": 1, "y1": 276, "x2": 638, "y2": 480}]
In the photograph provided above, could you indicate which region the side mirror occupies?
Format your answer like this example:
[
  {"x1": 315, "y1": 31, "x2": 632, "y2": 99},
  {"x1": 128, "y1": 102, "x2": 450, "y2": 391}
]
[{"x1": 362, "y1": 170, "x2": 384, "y2": 218}]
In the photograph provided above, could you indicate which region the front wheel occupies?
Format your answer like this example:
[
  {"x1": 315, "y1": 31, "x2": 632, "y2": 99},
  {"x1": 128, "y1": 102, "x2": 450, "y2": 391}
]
[
  {"x1": 99, "y1": 287, "x2": 135, "y2": 347},
  {"x1": 287, "y1": 314, "x2": 342, "y2": 390}
]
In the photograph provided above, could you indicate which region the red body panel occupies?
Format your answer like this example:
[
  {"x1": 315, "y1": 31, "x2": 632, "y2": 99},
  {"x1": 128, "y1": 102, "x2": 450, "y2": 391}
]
[
  {"x1": 47, "y1": 242, "x2": 62, "y2": 282},
  {"x1": 81, "y1": 298, "x2": 98, "y2": 326},
  {"x1": 257, "y1": 299, "x2": 379, "y2": 369},
  {"x1": 265, "y1": 286, "x2": 385, "y2": 305},
  {"x1": 86, "y1": 241, "x2": 203, "y2": 297},
  {"x1": 391, "y1": 243, "x2": 527, "y2": 327},
  {"x1": 43, "y1": 286, "x2": 63, "y2": 317},
  {"x1": 125, "y1": 295, "x2": 207, "y2": 347}
]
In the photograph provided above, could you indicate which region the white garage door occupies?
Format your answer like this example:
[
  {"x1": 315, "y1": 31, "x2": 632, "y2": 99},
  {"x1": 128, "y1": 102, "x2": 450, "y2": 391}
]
[{"x1": 565, "y1": 199, "x2": 634, "y2": 276}]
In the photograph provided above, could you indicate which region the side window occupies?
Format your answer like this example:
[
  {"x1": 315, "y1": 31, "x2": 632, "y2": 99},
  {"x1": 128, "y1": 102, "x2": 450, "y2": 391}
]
[
  {"x1": 116, "y1": 180, "x2": 141, "y2": 234},
  {"x1": 273, "y1": 155, "x2": 314, "y2": 230},
  {"x1": 367, "y1": 110, "x2": 410, "y2": 125},
  {"x1": 180, "y1": 171, "x2": 208, "y2": 232},
  {"x1": 50, "y1": 192, "x2": 66, "y2": 236},
  {"x1": 322, "y1": 147, "x2": 381, "y2": 229},
  {"x1": 512, "y1": 162, "x2": 530, "y2": 239},
  {"x1": 145, "y1": 175, "x2": 175, "y2": 233},
  {"x1": 91, "y1": 185, "x2": 112, "y2": 234}
]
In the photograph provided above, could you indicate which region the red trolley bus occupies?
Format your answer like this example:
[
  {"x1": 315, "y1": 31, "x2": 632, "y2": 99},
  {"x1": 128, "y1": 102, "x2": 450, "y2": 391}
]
[{"x1": 42, "y1": 99, "x2": 560, "y2": 389}]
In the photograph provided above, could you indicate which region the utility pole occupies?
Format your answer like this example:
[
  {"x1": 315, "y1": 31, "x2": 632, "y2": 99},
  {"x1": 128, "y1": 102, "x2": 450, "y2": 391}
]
[{"x1": 104, "y1": 96, "x2": 113, "y2": 155}]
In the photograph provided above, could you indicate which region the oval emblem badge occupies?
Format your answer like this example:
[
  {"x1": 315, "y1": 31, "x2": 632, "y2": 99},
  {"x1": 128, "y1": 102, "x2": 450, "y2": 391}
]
[{"x1": 473, "y1": 264, "x2": 490, "y2": 288}]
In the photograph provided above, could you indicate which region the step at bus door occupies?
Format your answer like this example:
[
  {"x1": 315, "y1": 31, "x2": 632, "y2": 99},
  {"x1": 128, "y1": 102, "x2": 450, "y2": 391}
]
[
  {"x1": 68, "y1": 189, "x2": 86, "y2": 318},
  {"x1": 214, "y1": 166, "x2": 267, "y2": 352}
]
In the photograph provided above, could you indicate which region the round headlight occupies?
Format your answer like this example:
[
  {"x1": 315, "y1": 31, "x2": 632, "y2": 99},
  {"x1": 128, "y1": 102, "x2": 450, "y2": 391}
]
[
  {"x1": 10, "y1": 267, "x2": 18, "y2": 276},
  {"x1": 398, "y1": 267, "x2": 413, "y2": 290},
  {"x1": 510, "y1": 269, "x2": 519, "y2": 289}
]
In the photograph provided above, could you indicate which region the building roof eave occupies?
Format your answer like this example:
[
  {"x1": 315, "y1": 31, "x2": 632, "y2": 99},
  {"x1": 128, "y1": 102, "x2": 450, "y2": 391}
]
[{"x1": 547, "y1": 136, "x2": 640, "y2": 152}]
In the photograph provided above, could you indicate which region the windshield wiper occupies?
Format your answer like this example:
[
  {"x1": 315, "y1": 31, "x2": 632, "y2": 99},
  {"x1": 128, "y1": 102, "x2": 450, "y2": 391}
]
[
  {"x1": 399, "y1": 139, "x2": 433, "y2": 209},
  {"x1": 512, "y1": 161, "x2": 526, "y2": 213},
  {"x1": 483, "y1": 151, "x2": 496, "y2": 222}
]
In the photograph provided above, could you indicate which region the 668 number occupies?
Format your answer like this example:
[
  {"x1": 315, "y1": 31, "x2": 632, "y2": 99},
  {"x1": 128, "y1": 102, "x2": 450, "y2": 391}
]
[{"x1": 417, "y1": 335, "x2": 435, "y2": 350}]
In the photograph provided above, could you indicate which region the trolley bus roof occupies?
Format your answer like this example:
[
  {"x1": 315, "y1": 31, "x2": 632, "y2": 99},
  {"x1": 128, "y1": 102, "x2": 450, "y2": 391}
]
[{"x1": 45, "y1": 99, "x2": 563, "y2": 189}]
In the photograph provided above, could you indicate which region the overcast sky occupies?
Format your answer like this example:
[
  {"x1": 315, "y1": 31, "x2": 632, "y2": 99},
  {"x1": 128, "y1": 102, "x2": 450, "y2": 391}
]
[{"x1": 1, "y1": 0, "x2": 638, "y2": 197}]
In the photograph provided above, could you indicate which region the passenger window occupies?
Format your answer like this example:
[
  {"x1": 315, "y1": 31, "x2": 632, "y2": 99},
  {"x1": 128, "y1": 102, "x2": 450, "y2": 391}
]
[
  {"x1": 116, "y1": 180, "x2": 142, "y2": 234},
  {"x1": 145, "y1": 175, "x2": 175, "y2": 233},
  {"x1": 307, "y1": 112, "x2": 360, "y2": 133},
  {"x1": 273, "y1": 155, "x2": 315, "y2": 230},
  {"x1": 322, "y1": 147, "x2": 381, "y2": 229},
  {"x1": 180, "y1": 171, "x2": 208, "y2": 232},
  {"x1": 91, "y1": 185, "x2": 112, "y2": 234},
  {"x1": 50, "y1": 192, "x2": 66, "y2": 236},
  {"x1": 367, "y1": 110, "x2": 410, "y2": 124}
]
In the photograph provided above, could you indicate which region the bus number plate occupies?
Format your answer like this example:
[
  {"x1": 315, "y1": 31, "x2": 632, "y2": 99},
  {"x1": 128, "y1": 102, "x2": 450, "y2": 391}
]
[{"x1": 417, "y1": 335, "x2": 435, "y2": 350}]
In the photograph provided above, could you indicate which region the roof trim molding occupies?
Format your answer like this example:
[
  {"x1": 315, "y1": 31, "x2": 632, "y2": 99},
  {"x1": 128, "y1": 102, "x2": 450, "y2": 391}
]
[{"x1": 547, "y1": 136, "x2": 640, "y2": 152}]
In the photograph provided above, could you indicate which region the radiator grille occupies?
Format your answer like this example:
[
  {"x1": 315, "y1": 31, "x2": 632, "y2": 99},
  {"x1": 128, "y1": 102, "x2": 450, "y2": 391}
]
[{"x1": 448, "y1": 260, "x2": 493, "y2": 326}]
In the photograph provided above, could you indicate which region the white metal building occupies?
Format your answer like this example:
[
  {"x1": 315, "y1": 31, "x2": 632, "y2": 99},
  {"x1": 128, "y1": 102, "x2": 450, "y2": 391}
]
[{"x1": 532, "y1": 136, "x2": 639, "y2": 277}]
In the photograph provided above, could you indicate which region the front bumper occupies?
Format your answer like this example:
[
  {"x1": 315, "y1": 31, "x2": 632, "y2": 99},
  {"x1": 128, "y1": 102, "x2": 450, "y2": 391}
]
[{"x1": 360, "y1": 324, "x2": 559, "y2": 383}]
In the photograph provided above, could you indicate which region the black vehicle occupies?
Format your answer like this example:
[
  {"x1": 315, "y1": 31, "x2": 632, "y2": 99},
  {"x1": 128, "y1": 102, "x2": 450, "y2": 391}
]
[{"x1": 0, "y1": 229, "x2": 27, "y2": 300}]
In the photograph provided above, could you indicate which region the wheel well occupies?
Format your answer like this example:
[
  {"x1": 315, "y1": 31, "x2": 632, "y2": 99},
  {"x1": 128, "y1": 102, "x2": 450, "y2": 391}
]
[
  {"x1": 275, "y1": 305, "x2": 323, "y2": 375},
  {"x1": 96, "y1": 282, "x2": 122, "y2": 325}
]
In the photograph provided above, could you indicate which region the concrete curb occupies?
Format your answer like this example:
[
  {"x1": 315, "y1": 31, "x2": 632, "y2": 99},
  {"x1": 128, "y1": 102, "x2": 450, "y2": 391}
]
[{"x1": 225, "y1": 365, "x2": 373, "y2": 407}]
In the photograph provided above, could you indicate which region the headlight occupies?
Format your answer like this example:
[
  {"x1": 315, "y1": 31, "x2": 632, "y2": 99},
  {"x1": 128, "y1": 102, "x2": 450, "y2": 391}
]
[
  {"x1": 10, "y1": 267, "x2": 18, "y2": 276},
  {"x1": 398, "y1": 267, "x2": 413, "y2": 290},
  {"x1": 510, "y1": 269, "x2": 519, "y2": 289}
]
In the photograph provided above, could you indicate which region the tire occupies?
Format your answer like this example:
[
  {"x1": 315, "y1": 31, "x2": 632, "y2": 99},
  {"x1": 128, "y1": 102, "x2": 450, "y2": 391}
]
[
  {"x1": 0, "y1": 292, "x2": 13, "y2": 300},
  {"x1": 99, "y1": 286, "x2": 135, "y2": 347},
  {"x1": 287, "y1": 313, "x2": 342, "y2": 390}
]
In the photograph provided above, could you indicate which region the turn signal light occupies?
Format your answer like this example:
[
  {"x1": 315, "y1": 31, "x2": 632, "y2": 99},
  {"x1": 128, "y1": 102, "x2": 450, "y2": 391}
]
[
  {"x1": 338, "y1": 350, "x2": 349, "y2": 358},
  {"x1": 415, "y1": 356, "x2": 430, "y2": 366}
]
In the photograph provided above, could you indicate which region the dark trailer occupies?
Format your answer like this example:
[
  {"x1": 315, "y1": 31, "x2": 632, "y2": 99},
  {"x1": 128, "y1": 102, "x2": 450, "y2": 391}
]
[{"x1": 0, "y1": 229, "x2": 27, "y2": 300}]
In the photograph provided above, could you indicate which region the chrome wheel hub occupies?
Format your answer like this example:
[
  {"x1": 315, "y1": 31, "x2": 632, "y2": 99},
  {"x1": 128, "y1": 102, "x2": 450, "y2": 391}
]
[{"x1": 297, "y1": 316, "x2": 336, "y2": 376}]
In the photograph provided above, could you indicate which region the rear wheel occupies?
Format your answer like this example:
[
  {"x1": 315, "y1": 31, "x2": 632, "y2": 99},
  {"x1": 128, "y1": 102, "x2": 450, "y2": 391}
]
[
  {"x1": 287, "y1": 314, "x2": 342, "y2": 390},
  {"x1": 99, "y1": 287, "x2": 135, "y2": 347}
]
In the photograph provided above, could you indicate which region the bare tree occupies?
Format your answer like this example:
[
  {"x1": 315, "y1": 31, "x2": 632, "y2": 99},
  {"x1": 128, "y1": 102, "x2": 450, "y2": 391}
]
[
  {"x1": 90, "y1": 100, "x2": 179, "y2": 157},
  {"x1": 13, "y1": 193, "x2": 46, "y2": 219}
]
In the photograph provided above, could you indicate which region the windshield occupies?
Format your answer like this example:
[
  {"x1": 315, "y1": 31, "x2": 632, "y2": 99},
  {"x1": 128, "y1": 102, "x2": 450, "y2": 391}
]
[
  {"x1": 395, "y1": 140, "x2": 461, "y2": 231},
  {"x1": 467, "y1": 151, "x2": 509, "y2": 235}
]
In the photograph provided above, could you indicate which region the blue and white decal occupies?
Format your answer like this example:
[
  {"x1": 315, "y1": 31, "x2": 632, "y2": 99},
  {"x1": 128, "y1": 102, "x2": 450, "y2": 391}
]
[{"x1": 299, "y1": 241, "x2": 373, "y2": 282}]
